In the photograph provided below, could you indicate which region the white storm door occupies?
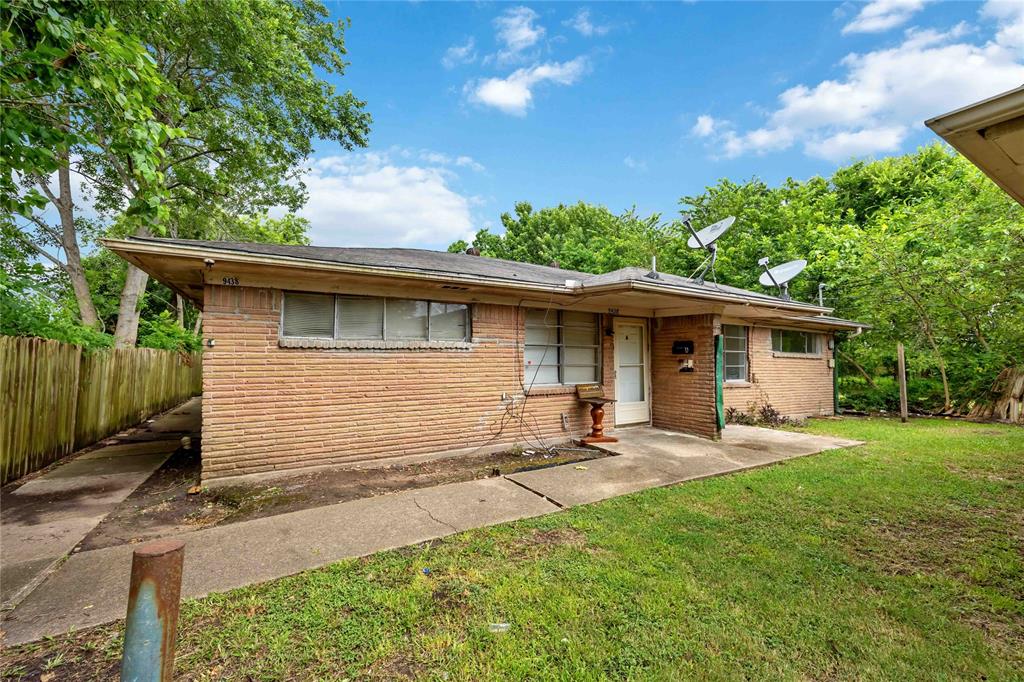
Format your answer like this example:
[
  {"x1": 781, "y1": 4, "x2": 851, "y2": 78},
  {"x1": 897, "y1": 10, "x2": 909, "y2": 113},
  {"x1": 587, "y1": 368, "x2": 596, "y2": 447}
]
[{"x1": 614, "y1": 319, "x2": 650, "y2": 425}]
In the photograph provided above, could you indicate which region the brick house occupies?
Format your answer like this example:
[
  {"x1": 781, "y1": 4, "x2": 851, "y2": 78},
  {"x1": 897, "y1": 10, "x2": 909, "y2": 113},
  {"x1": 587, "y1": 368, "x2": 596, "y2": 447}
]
[{"x1": 104, "y1": 238, "x2": 865, "y2": 483}]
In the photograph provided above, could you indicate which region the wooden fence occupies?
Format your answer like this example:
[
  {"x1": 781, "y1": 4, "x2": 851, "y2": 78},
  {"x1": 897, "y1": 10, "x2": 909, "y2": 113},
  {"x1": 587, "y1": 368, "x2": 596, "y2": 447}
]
[{"x1": 0, "y1": 336, "x2": 202, "y2": 485}]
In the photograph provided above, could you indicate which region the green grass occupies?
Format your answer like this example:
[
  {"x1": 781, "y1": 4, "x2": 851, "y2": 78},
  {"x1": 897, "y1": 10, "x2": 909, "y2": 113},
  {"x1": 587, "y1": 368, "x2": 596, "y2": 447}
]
[{"x1": 4, "y1": 418, "x2": 1022, "y2": 681}]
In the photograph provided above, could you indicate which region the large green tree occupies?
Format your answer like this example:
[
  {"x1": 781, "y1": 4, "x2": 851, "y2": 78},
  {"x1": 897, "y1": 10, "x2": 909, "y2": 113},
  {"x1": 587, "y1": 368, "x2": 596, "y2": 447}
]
[
  {"x1": 2, "y1": 0, "x2": 176, "y2": 327},
  {"x1": 10, "y1": 0, "x2": 371, "y2": 347}
]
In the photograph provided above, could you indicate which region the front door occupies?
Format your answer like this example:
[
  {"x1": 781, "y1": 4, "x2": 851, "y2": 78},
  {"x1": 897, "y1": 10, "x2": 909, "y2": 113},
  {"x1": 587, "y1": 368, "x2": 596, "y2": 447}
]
[{"x1": 614, "y1": 319, "x2": 650, "y2": 425}]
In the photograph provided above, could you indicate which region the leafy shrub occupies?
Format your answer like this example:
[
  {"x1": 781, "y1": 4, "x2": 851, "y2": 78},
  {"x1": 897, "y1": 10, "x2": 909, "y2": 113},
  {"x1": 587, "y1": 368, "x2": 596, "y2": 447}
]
[
  {"x1": 137, "y1": 311, "x2": 201, "y2": 352},
  {"x1": 839, "y1": 375, "x2": 950, "y2": 413},
  {"x1": 725, "y1": 407, "x2": 756, "y2": 425}
]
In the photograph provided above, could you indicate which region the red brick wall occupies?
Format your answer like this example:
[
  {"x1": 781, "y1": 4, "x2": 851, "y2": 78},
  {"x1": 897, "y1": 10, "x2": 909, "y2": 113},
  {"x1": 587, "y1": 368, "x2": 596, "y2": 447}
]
[
  {"x1": 200, "y1": 285, "x2": 614, "y2": 481},
  {"x1": 650, "y1": 314, "x2": 719, "y2": 440},
  {"x1": 723, "y1": 325, "x2": 834, "y2": 418}
]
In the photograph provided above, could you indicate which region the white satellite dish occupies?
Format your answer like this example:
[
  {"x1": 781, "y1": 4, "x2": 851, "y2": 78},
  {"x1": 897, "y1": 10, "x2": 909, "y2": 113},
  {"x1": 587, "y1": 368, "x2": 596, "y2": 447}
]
[
  {"x1": 683, "y1": 214, "x2": 736, "y2": 284},
  {"x1": 757, "y1": 257, "x2": 806, "y2": 301},
  {"x1": 686, "y1": 216, "x2": 735, "y2": 249}
]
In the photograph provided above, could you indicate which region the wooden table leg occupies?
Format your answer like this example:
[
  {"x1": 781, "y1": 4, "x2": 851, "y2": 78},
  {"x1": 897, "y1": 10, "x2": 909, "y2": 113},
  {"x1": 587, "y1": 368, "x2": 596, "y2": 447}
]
[{"x1": 582, "y1": 402, "x2": 617, "y2": 443}]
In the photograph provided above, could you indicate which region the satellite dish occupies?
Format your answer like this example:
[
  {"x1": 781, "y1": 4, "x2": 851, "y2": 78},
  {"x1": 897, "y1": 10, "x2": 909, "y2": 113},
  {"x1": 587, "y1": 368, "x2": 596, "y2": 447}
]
[
  {"x1": 686, "y1": 216, "x2": 735, "y2": 249},
  {"x1": 683, "y1": 214, "x2": 736, "y2": 285},
  {"x1": 757, "y1": 257, "x2": 806, "y2": 301}
]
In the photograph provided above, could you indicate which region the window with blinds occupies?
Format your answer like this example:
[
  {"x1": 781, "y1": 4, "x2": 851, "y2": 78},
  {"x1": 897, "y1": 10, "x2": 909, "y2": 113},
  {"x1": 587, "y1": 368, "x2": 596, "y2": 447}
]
[
  {"x1": 722, "y1": 324, "x2": 748, "y2": 382},
  {"x1": 524, "y1": 309, "x2": 600, "y2": 386},
  {"x1": 771, "y1": 329, "x2": 819, "y2": 354},
  {"x1": 281, "y1": 293, "x2": 470, "y2": 342}
]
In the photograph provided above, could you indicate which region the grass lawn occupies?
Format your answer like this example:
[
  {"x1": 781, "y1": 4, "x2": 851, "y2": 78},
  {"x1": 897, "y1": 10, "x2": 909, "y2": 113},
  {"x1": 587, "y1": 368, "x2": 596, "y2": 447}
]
[{"x1": 3, "y1": 418, "x2": 1022, "y2": 680}]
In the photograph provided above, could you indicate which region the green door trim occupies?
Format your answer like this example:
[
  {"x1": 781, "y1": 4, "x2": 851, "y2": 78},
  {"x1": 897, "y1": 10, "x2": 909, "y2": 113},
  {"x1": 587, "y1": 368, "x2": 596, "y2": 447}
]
[{"x1": 715, "y1": 333, "x2": 725, "y2": 433}]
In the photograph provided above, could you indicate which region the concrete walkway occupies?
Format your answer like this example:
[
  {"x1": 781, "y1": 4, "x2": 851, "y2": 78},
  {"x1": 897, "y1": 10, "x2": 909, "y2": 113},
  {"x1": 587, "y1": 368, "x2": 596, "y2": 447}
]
[
  {"x1": 0, "y1": 423, "x2": 859, "y2": 646},
  {"x1": 507, "y1": 425, "x2": 862, "y2": 506},
  {"x1": 0, "y1": 398, "x2": 201, "y2": 611}
]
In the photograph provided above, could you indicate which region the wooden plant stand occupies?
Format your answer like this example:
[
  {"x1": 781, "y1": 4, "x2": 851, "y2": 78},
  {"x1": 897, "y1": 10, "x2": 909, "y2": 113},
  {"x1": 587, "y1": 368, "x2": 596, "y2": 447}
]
[{"x1": 576, "y1": 383, "x2": 617, "y2": 444}]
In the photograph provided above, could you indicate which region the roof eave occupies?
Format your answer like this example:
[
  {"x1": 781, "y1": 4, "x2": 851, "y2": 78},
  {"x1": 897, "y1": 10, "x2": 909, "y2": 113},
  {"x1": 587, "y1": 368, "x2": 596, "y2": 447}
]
[
  {"x1": 579, "y1": 278, "x2": 833, "y2": 315},
  {"x1": 101, "y1": 238, "x2": 577, "y2": 296}
]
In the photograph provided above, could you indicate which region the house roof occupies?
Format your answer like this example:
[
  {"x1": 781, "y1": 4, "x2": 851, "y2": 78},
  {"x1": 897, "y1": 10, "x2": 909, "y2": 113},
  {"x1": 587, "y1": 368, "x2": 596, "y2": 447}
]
[
  {"x1": 102, "y1": 236, "x2": 868, "y2": 330},
  {"x1": 926, "y1": 86, "x2": 1024, "y2": 206}
]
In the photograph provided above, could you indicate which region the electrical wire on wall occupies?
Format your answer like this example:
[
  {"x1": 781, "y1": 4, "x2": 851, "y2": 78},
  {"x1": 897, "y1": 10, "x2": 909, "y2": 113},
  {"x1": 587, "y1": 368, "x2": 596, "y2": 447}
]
[{"x1": 465, "y1": 289, "x2": 608, "y2": 458}]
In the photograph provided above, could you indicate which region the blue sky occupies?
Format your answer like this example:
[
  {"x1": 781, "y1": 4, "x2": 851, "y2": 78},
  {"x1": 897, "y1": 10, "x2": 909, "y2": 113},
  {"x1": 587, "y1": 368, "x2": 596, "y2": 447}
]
[{"x1": 296, "y1": 1, "x2": 1024, "y2": 249}]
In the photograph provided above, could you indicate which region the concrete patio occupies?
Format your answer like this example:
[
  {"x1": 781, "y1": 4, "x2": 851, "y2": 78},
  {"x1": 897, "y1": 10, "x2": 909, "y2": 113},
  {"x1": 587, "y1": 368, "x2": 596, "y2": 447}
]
[
  {"x1": 0, "y1": 422, "x2": 861, "y2": 646},
  {"x1": 507, "y1": 424, "x2": 862, "y2": 506}
]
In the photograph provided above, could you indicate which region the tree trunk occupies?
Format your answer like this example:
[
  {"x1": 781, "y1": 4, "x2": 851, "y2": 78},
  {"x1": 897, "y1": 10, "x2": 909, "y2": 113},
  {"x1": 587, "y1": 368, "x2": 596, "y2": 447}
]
[
  {"x1": 176, "y1": 294, "x2": 186, "y2": 328},
  {"x1": 51, "y1": 163, "x2": 101, "y2": 328},
  {"x1": 192, "y1": 310, "x2": 203, "y2": 336},
  {"x1": 836, "y1": 349, "x2": 876, "y2": 387},
  {"x1": 113, "y1": 264, "x2": 150, "y2": 348}
]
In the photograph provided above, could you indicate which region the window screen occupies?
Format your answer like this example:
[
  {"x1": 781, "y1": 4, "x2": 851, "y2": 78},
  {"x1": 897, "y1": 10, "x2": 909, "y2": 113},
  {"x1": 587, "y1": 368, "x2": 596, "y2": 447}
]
[
  {"x1": 722, "y1": 324, "x2": 748, "y2": 382},
  {"x1": 281, "y1": 293, "x2": 469, "y2": 343},
  {"x1": 337, "y1": 297, "x2": 384, "y2": 340},
  {"x1": 771, "y1": 329, "x2": 819, "y2": 354},
  {"x1": 386, "y1": 299, "x2": 429, "y2": 340},
  {"x1": 282, "y1": 293, "x2": 335, "y2": 338},
  {"x1": 430, "y1": 303, "x2": 469, "y2": 340},
  {"x1": 524, "y1": 309, "x2": 600, "y2": 386}
]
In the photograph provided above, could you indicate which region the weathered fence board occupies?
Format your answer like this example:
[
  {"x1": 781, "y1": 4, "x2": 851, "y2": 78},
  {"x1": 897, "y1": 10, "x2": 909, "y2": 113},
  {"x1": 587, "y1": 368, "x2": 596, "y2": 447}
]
[{"x1": 0, "y1": 336, "x2": 201, "y2": 485}]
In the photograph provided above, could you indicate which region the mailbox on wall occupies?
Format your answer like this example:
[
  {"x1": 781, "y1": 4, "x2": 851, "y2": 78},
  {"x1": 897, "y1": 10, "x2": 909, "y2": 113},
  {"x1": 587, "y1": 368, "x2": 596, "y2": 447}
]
[{"x1": 672, "y1": 340, "x2": 694, "y2": 355}]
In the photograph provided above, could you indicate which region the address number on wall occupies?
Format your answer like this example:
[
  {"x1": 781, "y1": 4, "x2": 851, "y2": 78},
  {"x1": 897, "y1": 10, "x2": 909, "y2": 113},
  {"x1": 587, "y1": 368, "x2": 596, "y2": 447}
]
[{"x1": 221, "y1": 276, "x2": 240, "y2": 285}]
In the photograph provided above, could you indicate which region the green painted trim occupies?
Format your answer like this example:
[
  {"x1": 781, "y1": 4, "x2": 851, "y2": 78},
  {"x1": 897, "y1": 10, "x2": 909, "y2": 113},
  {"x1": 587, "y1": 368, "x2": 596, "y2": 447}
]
[
  {"x1": 833, "y1": 336, "x2": 840, "y2": 415},
  {"x1": 715, "y1": 334, "x2": 725, "y2": 432}
]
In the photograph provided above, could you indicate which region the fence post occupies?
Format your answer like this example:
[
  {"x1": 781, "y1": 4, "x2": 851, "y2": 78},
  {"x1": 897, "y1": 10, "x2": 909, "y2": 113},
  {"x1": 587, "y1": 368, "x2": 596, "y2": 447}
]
[
  {"x1": 897, "y1": 342, "x2": 909, "y2": 423},
  {"x1": 121, "y1": 539, "x2": 185, "y2": 682}
]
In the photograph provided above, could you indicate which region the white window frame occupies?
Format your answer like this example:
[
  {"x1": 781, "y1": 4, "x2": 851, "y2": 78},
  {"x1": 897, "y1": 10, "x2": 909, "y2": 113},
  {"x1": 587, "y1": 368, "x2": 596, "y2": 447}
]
[
  {"x1": 722, "y1": 324, "x2": 748, "y2": 382},
  {"x1": 523, "y1": 309, "x2": 601, "y2": 387},
  {"x1": 280, "y1": 292, "x2": 471, "y2": 343},
  {"x1": 771, "y1": 328, "x2": 820, "y2": 355}
]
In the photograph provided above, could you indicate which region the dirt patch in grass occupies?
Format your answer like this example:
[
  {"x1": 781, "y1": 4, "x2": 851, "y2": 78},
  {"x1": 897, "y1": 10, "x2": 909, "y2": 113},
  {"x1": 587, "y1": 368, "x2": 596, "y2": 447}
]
[
  {"x1": 79, "y1": 443, "x2": 609, "y2": 551},
  {"x1": 856, "y1": 508, "x2": 1024, "y2": 655},
  {"x1": 0, "y1": 622, "x2": 121, "y2": 682},
  {"x1": 365, "y1": 652, "x2": 427, "y2": 681},
  {"x1": 505, "y1": 527, "x2": 592, "y2": 561}
]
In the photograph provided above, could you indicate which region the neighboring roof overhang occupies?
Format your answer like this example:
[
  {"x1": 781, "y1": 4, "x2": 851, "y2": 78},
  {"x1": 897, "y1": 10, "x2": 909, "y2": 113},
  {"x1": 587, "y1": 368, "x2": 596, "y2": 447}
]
[
  {"x1": 101, "y1": 237, "x2": 866, "y2": 331},
  {"x1": 926, "y1": 86, "x2": 1024, "y2": 206}
]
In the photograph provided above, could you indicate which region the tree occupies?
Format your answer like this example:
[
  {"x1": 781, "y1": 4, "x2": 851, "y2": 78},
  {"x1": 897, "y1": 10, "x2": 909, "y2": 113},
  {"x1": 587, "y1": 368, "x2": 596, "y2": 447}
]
[
  {"x1": 87, "y1": 0, "x2": 370, "y2": 347},
  {"x1": 466, "y1": 201, "x2": 668, "y2": 273},
  {"x1": 2, "y1": 0, "x2": 177, "y2": 328},
  {"x1": 9, "y1": 0, "x2": 371, "y2": 347}
]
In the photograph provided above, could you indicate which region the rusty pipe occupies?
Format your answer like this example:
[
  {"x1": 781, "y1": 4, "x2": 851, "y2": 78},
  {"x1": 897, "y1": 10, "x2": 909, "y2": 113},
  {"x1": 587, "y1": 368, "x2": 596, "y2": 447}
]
[{"x1": 121, "y1": 539, "x2": 185, "y2": 682}]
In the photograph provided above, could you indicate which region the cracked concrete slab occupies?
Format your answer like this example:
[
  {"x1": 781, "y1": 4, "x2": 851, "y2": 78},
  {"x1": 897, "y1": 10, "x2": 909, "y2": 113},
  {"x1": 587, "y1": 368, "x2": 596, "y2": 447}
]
[
  {"x1": 1, "y1": 476, "x2": 557, "y2": 646},
  {"x1": 507, "y1": 425, "x2": 862, "y2": 507}
]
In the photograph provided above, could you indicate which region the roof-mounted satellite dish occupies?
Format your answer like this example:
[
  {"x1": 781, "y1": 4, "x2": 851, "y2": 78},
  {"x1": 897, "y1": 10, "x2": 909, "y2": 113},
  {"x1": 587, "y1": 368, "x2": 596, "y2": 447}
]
[
  {"x1": 757, "y1": 257, "x2": 806, "y2": 301},
  {"x1": 683, "y1": 214, "x2": 735, "y2": 285}
]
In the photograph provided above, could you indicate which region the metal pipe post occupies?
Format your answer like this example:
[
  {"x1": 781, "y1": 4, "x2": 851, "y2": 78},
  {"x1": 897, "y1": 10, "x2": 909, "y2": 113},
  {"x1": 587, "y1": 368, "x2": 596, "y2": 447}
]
[{"x1": 121, "y1": 539, "x2": 186, "y2": 682}]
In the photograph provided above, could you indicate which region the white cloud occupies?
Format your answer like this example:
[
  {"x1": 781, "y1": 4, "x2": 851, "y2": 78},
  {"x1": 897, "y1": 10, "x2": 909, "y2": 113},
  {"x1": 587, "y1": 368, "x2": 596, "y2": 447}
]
[
  {"x1": 623, "y1": 155, "x2": 647, "y2": 171},
  {"x1": 695, "y1": 16, "x2": 1024, "y2": 161},
  {"x1": 296, "y1": 152, "x2": 477, "y2": 248},
  {"x1": 466, "y1": 57, "x2": 589, "y2": 116},
  {"x1": 491, "y1": 6, "x2": 545, "y2": 64},
  {"x1": 803, "y1": 125, "x2": 907, "y2": 161},
  {"x1": 691, "y1": 115, "x2": 718, "y2": 138},
  {"x1": 442, "y1": 38, "x2": 477, "y2": 69},
  {"x1": 565, "y1": 9, "x2": 612, "y2": 37},
  {"x1": 842, "y1": 0, "x2": 931, "y2": 34},
  {"x1": 983, "y1": 0, "x2": 1024, "y2": 56},
  {"x1": 413, "y1": 149, "x2": 486, "y2": 173}
]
